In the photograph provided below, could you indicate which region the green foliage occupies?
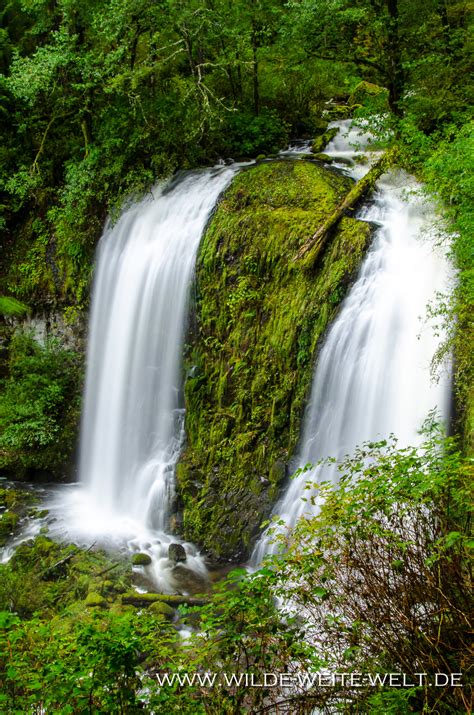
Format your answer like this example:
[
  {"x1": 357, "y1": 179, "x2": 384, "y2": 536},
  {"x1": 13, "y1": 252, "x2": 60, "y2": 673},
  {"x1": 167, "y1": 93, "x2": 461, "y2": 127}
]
[
  {"x1": 0, "y1": 296, "x2": 29, "y2": 317},
  {"x1": 0, "y1": 609, "x2": 178, "y2": 713},
  {"x1": 422, "y1": 123, "x2": 474, "y2": 452},
  {"x1": 0, "y1": 432, "x2": 471, "y2": 712},
  {"x1": 222, "y1": 108, "x2": 289, "y2": 157},
  {"x1": 265, "y1": 426, "x2": 473, "y2": 713},
  {"x1": 0, "y1": 330, "x2": 82, "y2": 475}
]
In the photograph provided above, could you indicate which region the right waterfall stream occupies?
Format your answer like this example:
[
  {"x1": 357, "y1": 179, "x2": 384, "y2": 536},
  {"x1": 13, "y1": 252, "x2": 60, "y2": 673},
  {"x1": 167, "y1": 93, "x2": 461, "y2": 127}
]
[{"x1": 251, "y1": 120, "x2": 452, "y2": 564}]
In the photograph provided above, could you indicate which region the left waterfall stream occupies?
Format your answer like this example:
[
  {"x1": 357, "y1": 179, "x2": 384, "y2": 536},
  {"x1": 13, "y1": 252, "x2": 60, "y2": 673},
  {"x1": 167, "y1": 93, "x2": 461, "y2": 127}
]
[{"x1": 39, "y1": 165, "x2": 239, "y2": 594}]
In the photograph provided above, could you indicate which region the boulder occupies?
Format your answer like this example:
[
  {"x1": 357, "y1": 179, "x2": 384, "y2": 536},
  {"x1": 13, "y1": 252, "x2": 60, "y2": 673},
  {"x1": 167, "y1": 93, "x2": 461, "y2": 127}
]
[
  {"x1": 168, "y1": 542, "x2": 187, "y2": 564},
  {"x1": 85, "y1": 592, "x2": 107, "y2": 608},
  {"x1": 170, "y1": 564, "x2": 209, "y2": 595},
  {"x1": 131, "y1": 552, "x2": 152, "y2": 566},
  {"x1": 148, "y1": 601, "x2": 175, "y2": 620}
]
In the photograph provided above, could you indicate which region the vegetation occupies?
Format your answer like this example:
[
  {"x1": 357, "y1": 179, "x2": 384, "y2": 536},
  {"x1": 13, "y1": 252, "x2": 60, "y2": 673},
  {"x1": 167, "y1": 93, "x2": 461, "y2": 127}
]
[
  {"x1": 0, "y1": 431, "x2": 471, "y2": 712},
  {"x1": 0, "y1": 330, "x2": 82, "y2": 477}
]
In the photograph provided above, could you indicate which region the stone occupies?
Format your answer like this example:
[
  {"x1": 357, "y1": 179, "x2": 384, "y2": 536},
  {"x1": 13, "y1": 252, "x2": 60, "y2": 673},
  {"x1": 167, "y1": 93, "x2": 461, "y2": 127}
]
[
  {"x1": 168, "y1": 542, "x2": 187, "y2": 564},
  {"x1": 148, "y1": 601, "x2": 175, "y2": 620},
  {"x1": 169, "y1": 564, "x2": 209, "y2": 595},
  {"x1": 131, "y1": 552, "x2": 152, "y2": 566},
  {"x1": 312, "y1": 153, "x2": 333, "y2": 163},
  {"x1": 85, "y1": 592, "x2": 107, "y2": 607}
]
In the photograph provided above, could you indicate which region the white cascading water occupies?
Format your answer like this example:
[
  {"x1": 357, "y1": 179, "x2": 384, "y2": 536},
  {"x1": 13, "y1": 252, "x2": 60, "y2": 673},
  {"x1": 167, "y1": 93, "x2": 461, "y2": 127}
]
[
  {"x1": 48, "y1": 165, "x2": 239, "y2": 591},
  {"x1": 251, "y1": 120, "x2": 452, "y2": 564}
]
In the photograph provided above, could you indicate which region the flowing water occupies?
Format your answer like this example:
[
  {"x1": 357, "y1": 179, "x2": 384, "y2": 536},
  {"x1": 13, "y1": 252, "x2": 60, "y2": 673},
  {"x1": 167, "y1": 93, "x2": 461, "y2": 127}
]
[
  {"x1": 46, "y1": 165, "x2": 239, "y2": 591},
  {"x1": 251, "y1": 120, "x2": 452, "y2": 563}
]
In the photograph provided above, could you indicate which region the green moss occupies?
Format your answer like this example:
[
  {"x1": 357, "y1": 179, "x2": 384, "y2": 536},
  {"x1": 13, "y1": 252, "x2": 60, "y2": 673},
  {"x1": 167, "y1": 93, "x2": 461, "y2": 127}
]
[
  {"x1": 0, "y1": 535, "x2": 131, "y2": 618},
  {"x1": 148, "y1": 601, "x2": 175, "y2": 619},
  {"x1": 178, "y1": 160, "x2": 371, "y2": 561},
  {"x1": 85, "y1": 592, "x2": 107, "y2": 608},
  {"x1": 348, "y1": 81, "x2": 389, "y2": 109},
  {"x1": 311, "y1": 128, "x2": 340, "y2": 153},
  {"x1": 131, "y1": 552, "x2": 152, "y2": 566},
  {"x1": 0, "y1": 486, "x2": 35, "y2": 511},
  {"x1": 0, "y1": 330, "x2": 82, "y2": 478},
  {"x1": 0, "y1": 511, "x2": 20, "y2": 546}
]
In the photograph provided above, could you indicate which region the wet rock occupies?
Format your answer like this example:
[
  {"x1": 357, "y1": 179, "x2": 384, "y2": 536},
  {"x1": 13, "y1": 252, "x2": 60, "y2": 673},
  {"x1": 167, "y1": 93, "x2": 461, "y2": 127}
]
[
  {"x1": 168, "y1": 542, "x2": 187, "y2": 564},
  {"x1": 131, "y1": 552, "x2": 152, "y2": 566},
  {"x1": 313, "y1": 153, "x2": 333, "y2": 163},
  {"x1": 311, "y1": 127, "x2": 339, "y2": 153},
  {"x1": 122, "y1": 591, "x2": 209, "y2": 607},
  {"x1": 169, "y1": 564, "x2": 209, "y2": 595}
]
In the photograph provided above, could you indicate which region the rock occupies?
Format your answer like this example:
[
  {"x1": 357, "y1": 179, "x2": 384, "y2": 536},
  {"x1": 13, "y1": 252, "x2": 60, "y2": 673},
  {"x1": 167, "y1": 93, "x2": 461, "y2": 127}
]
[
  {"x1": 168, "y1": 543, "x2": 187, "y2": 564},
  {"x1": 85, "y1": 592, "x2": 107, "y2": 608},
  {"x1": 170, "y1": 564, "x2": 209, "y2": 595},
  {"x1": 148, "y1": 601, "x2": 175, "y2": 620},
  {"x1": 179, "y1": 159, "x2": 371, "y2": 561},
  {"x1": 311, "y1": 127, "x2": 339, "y2": 153},
  {"x1": 131, "y1": 552, "x2": 152, "y2": 566},
  {"x1": 169, "y1": 514, "x2": 183, "y2": 532}
]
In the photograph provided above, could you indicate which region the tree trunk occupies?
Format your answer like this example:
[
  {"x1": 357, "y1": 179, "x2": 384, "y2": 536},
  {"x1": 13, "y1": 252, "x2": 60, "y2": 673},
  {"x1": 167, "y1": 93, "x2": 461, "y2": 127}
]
[
  {"x1": 252, "y1": 23, "x2": 259, "y2": 116},
  {"x1": 386, "y1": 0, "x2": 404, "y2": 116},
  {"x1": 295, "y1": 147, "x2": 399, "y2": 268}
]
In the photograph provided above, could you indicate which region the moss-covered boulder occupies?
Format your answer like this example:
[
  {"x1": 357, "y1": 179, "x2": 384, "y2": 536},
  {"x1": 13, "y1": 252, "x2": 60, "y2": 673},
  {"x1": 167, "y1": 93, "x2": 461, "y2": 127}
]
[
  {"x1": 177, "y1": 159, "x2": 371, "y2": 561},
  {"x1": 85, "y1": 591, "x2": 107, "y2": 608},
  {"x1": 148, "y1": 601, "x2": 175, "y2": 620},
  {"x1": 131, "y1": 552, "x2": 152, "y2": 566}
]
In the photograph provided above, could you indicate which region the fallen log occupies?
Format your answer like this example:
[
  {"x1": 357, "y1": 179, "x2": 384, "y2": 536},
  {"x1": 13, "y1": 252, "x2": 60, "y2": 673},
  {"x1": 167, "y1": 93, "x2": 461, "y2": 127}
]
[
  {"x1": 121, "y1": 592, "x2": 210, "y2": 608},
  {"x1": 295, "y1": 146, "x2": 399, "y2": 269}
]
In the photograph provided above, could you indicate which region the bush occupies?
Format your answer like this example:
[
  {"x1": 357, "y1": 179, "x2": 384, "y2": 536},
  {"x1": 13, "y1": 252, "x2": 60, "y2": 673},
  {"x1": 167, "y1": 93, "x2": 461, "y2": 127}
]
[{"x1": 0, "y1": 330, "x2": 81, "y2": 476}]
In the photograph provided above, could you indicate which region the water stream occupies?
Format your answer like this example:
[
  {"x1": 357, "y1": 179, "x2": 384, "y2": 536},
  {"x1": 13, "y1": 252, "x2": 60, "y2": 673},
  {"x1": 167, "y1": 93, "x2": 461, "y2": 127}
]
[{"x1": 251, "y1": 120, "x2": 452, "y2": 564}]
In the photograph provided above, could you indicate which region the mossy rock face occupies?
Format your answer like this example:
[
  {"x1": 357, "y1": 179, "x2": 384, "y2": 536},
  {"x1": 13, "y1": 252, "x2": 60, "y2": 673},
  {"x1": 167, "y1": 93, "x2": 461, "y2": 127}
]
[
  {"x1": 312, "y1": 153, "x2": 333, "y2": 163},
  {"x1": 178, "y1": 159, "x2": 371, "y2": 561}
]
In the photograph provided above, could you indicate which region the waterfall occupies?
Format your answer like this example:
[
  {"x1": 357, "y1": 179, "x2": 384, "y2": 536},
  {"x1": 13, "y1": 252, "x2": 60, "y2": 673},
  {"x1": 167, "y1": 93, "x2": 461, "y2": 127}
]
[
  {"x1": 49, "y1": 166, "x2": 238, "y2": 590},
  {"x1": 251, "y1": 120, "x2": 452, "y2": 564}
]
